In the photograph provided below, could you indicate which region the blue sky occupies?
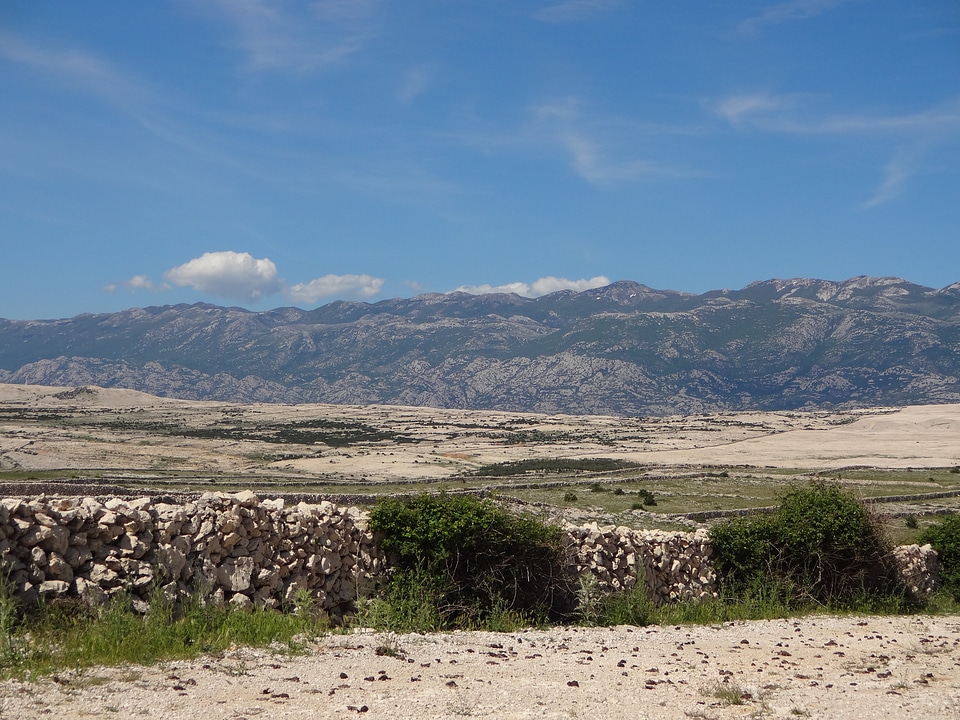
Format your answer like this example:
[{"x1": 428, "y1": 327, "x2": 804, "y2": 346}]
[{"x1": 1, "y1": 1, "x2": 958, "y2": 320}]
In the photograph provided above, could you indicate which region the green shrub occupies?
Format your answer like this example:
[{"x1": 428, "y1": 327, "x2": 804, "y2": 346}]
[
  {"x1": 638, "y1": 489, "x2": 657, "y2": 506},
  {"x1": 368, "y1": 493, "x2": 576, "y2": 629},
  {"x1": 710, "y1": 482, "x2": 904, "y2": 608},
  {"x1": 592, "y1": 582, "x2": 655, "y2": 626},
  {"x1": 918, "y1": 514, "x2": 960, "y2": 597},
  {"x1": 563, "y1": 491, "x2": 578, "y2": 502},
  {"x1": 0, "y1": 586, "x2": 331, "y2": 680}
]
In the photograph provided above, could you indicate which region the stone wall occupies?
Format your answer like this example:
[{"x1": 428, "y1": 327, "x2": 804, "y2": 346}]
[
  {"x1": 0, "y1": 492, "x2": 383, "y2": 618},
  {"x1": 567, "y1": 523, "x2": 716, "y2": 604},
  {"x1": 0, "y1": 493, "x2": 944, "y2": 615},
  {"x1": 891, "y1": 543, "x2": 939, "y2": 600}
]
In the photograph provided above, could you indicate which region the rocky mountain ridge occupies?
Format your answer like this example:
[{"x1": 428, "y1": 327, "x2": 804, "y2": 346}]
[{"x1": 2, "y1": 276, "x2": 959, "y2": 415}]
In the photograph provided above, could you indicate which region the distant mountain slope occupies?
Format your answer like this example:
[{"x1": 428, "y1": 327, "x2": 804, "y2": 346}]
[{"x1": 2, "y1": 277, "x2": 959, "y2": 415}]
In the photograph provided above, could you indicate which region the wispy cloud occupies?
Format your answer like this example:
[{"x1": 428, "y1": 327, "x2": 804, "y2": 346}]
[
  {"x1": 103, "y1": 275, "x2": 169, "y2": 294},
  {"x1": 398, "y1": 65, "x2": 433, "y2": 106},
  {"x1": 313, "y1": 0, "x2": 379, "y2": 22},
  {"x1": 200, "y1": 0, "x2": 377, "y2": 73},
  {"x1": 860, "y1": 144, "x2": 926, "y2": 209},
  {"x1": 0, "y1": 31, "x2": 153, "y2": 113},
  {"x1": 738, "y1": 0, "x2": 864, "y2": 36},
  {"x1": 712, "y1": 92, "x2": 960, "y2": 207},
  {"x1": 714, "y1": 92, "x2": 960, "y2": 135},
  {"x1": 712, "y1": 92, "x2": 807, "y2": 127},
  {"x1": 534, "y1": 0, "x2": 624, "y2": 24},
  {"x1": 534, "y1": 98, "x2": 701, "y2": 184},
  {"x1": 454, "y1": 276, "x2": 611, "y2": 297}
]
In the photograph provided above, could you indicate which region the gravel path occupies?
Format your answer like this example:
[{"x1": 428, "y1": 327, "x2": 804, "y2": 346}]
[{"x1": 3, "y1": 615, "x2": 959, "y2": 719}]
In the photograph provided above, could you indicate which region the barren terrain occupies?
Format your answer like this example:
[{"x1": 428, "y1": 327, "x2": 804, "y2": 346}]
[
  {"x1": 1, "y1": 384, "x2": 960, "y2": 718},
  {"x1": 2, "y1": 616, "x2": 959, "y2": 719},
  {"x1": 1, "y1": 383, "x2": 958, "y2": 482}
]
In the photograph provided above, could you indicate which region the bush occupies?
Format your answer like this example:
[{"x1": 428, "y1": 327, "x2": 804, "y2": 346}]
[
  {"x1": 918, "y1": 514, "x2": 960, "y2": 597},
  {"x1": 368, "y1": 493, "x2": 576, "y2": 629},
  {"x1": 563, "y1": 491, "x2": 578, "y2": 502},
  {"x1": 710, "y1": 482, "x2": 904, "y2": 608},
  {"x1": 638, "y1": 489, "x2": 657, "y2": 506}
]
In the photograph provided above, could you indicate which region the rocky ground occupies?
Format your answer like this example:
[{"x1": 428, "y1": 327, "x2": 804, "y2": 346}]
[
  {"x1": 1, "y1": 385, "x2": 958, "y2": 483},
  {"x1": 2, "y1": 385, "x2": 960, "y2": 717},
  {"x1": 2, "y1": 615, "x2": 959, "y2": 719}
]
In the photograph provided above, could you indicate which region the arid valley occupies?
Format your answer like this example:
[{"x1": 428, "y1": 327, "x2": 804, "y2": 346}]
[{"x1": 1, "y1": 383, "x2": 959, "y2": 718}]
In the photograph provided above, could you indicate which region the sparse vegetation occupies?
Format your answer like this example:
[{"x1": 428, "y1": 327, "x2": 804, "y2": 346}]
[
  {"x1": 637, "y1": 489, "x2": 657, "y2": 506},
  {"x1": 0, "y1": 585, "x2": 329, "y2": 680}
]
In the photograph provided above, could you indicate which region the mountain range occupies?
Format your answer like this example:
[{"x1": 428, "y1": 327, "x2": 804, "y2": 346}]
[{"x1": 2, "y1": 276, "x2": 959, "y2": 416}]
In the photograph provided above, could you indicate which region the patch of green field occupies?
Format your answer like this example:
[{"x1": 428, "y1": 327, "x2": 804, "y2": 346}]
[{"x1": 817, "y1": 468, "x2": 960, "y2": 489}]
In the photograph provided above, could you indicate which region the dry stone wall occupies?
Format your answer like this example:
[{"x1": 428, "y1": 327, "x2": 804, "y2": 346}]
[
  {"x1": 568, "y1": 523, "x2": 716, "y2": 603},
  {"x1": 892, "y1": 543, "x2": 939, "y2": 600},
  {"x1": 0, "y1": 493, "x2": 944, "y2": 614},
  {"x1": 0, "y1": 492, "x2": 383, "y2": 617}
]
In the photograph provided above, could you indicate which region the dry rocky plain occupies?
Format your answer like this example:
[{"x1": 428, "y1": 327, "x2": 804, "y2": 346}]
[{"x1": 1, "y1": 383, "x2": 959, "y2": 718}]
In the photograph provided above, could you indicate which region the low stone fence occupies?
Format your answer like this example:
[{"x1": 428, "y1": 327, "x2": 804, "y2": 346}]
[
  {"x1": 568, "y1": 523, "x2": 716, "y2": 603},
  {"x1": 892, "y1": 543, "x2": 939, "y2": 599},
  {"x1": 0, "y1": 492, "x2": 383, "y2": 618},
  {"x1": 0, "y1": 493, "x2": 944, "y2": 615}
]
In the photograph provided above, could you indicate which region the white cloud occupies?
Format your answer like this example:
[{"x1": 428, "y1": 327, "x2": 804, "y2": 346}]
[
  {"x1": 398, "y1": 65, "x2": 432, "y2": 106},
  {"x1": 0, "y1": 31, "x2": 153, "y2": 115},
  {"x1": 116, "y1": 250, "x2": 384, "y2": 305},
  {"x1": 313, "y1": 0, "x2": 379, "y2": 22},
  {"x1": 126, "y1": 275, "x2": 158, "y2": 291},
  {"x1": 712, "y1": 93, "x2": 960, "y2": 135},
  {"x1": 163, "y1": 251, "x2": 281, "y2": 301},
  {"x1": 712, "y1": 93, "x2": 804, "y2": 126},
  {"x1": 102, "y1": 275, "x2": 168, "y2": 294},
  {"x1": 454, "y1": 276, "x2": 611, "y2": 298},
  {"x1": 712, "y1": 92, "x2": 960, "y2": 208},
  {"x1": 285, "y1": 274, "x2": 384, "y2": 303},
  {"x1": 860, "y1": 145, "x2": 925, "y2": 209},
  {"x1": 534, "y1": 98, "x2": 698, "y2": 184},
  {"x1": 738, "y1": 0, "x2": 862, "y2": 36},
  {"x1": 202, "y1": 0, "x2": 375, "y2": 73},
  {"x1": 558, "y1": 131, "x2": 675, "y2": 183},
  {"x1": 534, "y1": 0, "x2": 624, "y2": 24}
]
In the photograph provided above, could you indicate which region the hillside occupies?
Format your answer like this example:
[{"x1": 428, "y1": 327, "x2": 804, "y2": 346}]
[{"x1": 2, "y1": 276, "x2": 959, "y2": 415}]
